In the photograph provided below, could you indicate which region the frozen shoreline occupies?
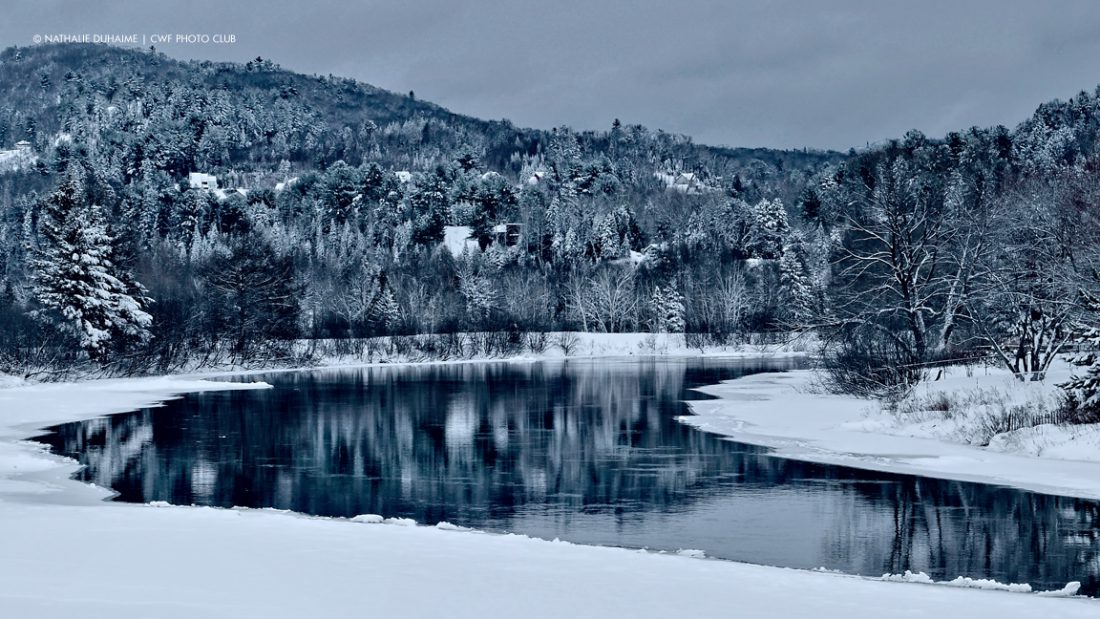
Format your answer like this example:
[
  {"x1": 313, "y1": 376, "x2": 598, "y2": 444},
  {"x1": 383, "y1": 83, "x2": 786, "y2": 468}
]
[
  {"x1": 0, "y1": 354, "x2": 1096, "y2": 617},
  {"x1": 681, "y1": 362, "x2": 1100, "y2": 500}
]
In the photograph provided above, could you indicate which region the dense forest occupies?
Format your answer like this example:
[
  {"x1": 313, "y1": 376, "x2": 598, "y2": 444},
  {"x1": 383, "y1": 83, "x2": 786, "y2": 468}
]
[{"x1": 5, "y1": 43, "x2": 1100, "y2": 404}]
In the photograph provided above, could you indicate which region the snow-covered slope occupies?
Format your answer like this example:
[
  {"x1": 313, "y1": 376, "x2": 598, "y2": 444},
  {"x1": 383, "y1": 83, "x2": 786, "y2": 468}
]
[
  {"x1": 681, "y1": 363, "x2": 1100, "y2": 499},
  {"x1": 1, "y1": 502, "x2": 1094, "y2": 619}
]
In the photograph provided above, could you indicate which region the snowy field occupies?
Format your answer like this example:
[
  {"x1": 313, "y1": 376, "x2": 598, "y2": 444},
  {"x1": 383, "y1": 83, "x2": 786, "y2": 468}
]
[
  {"x1": 682, "y1": 360, "x2": 1100, "y2": 499},
  {"x1": 1, "y1": 362, "x2": 1097, "y2": 617}
]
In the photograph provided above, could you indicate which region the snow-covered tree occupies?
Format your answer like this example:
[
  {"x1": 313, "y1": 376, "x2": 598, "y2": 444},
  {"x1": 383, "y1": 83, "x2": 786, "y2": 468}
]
[
  {"x1": 651, "y1": 284, "x2": 685, "y2": 333},
  {"x1": 457, "y1": 258, "x2": 497, "y2": 321},
  {"x1": 568, "y1": 268, "x2": 637, "y2": 332},
  {"x1": 747, "y1": 198, "x2": 789, "y2": 259},
  {"x1": 779, "y1": 235, "x2": 816, "y2": 325},
  {"x1": 371, "y1": 286, "x2": 402, "y2": 333},
  {"x1": 597, "y1": 215, "x2": 624, "y2": 260},
  {"x1": 31, "y1": 172, "x2": 152, "y2": 360},
  {"x1": 1063, "y1": 290, "x2": 1100, "y2": 409}
]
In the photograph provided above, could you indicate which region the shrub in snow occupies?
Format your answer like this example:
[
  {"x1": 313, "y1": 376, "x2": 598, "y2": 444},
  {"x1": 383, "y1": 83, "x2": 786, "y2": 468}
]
[{"x1": 817, "y1": 324, "x2": 922, "y2": 400}]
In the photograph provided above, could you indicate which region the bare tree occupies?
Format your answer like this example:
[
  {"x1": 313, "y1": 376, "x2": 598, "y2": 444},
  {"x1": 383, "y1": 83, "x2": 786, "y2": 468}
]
[
  {"x1": 566, "y1": 267, "x2": 638, "y2": 332},
  {"x1": 827, "y1": 161, "x2": 994, "y2": 362},
  {"x1": 691, "y1": 266, "x2": 749, "y2": 338},
  {"x1": 967, "y1": 174, "x2": 1100, "y2": 380}
]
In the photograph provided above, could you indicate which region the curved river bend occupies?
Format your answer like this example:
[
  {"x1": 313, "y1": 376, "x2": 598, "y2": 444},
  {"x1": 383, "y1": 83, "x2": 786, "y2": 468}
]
[{"x1": 34, "y1": 358, "x2": 1100, "y2": 594}]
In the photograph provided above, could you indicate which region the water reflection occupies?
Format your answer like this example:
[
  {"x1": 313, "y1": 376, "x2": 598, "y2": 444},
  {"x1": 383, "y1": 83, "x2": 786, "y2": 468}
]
[{"x1": 36, "y1": 358, "x2": 1100, "y2": 594}]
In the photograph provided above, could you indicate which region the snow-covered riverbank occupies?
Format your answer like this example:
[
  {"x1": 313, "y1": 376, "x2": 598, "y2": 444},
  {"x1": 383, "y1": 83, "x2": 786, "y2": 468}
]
[
  {"x1": 682, "y1": 360, "x2": 1100, "y2": 500},
  {"x1": 301, "y1": 331, "x2": 810, "y2": 367},
  {"x1": 1, "y1": 361, "x2": 1096, "y2": 617}
]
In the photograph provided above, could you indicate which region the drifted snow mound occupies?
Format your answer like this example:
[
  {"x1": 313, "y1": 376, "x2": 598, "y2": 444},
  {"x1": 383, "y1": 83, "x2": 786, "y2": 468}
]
[
  {"x1": 436, "y1": 521, "x2": 474, "y2": 532},
  {"x1": 881, "y1": 570, "x2": 1081, "y2": 596}
]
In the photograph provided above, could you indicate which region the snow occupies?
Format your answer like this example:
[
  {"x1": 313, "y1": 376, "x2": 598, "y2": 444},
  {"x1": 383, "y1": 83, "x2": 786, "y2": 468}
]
[
  {"x1": 442, "y1": 225, "x2": 478, "y2": 256},
  {"x1": 213, "y1": 187, "x2": 248, "y2": 200},
  {"x1": 611, "y1": 249, "x2": 646, "y2": 266},
  {"x1": 303, "y1": 332, "x2": 813, "y2": 368},
  {"x1": 879, "y1": 570, "x2": 1080, "y2": 597},
  {"x1": 988, "y1": 423, "x2": 1100, "y2": 461},
  {"x1": 274, "y1": 176, "x2": 299, "y2": 192},
  {"x1": 681, "y1": 361, "x2": 1100, "y2": 499},
  {"x1": 653, "y1": 170, "x2": 710, "y2": 193},
  {"x1": 3, "y1": 502, "x2": 1095, "y2": 619},
  {"x1": 0, "y1": 363, "x2": 1096, "y2": 616},
  {"x1": 0, "y1": 146, "x2": 36, "y2": 172},
  {"x1": 879, "y1": 570, "x2": 1067, "y2": 594}
]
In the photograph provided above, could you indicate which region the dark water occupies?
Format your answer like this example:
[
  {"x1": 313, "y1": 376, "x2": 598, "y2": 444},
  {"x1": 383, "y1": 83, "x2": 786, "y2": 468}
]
[{"x1": 34, "y1": 357, "x2": 1100, "y2": 594}]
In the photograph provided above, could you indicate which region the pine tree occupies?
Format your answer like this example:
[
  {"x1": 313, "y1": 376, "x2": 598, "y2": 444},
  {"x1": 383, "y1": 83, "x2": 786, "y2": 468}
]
[
  {"x1": 779, "y1": 235, "x2": 816, "y2": 324},
  {"x1": 370, "y1": 286, "x2": 402, "y2": 333},
  {"x1": 32, "y1": 172, "x2": 152, "y2": 361},
  {"x1": 1063, "y1": 290, "x2": 1100, "y2": 411},
  {"x1": 651, "y1": 285, "x2": 666, "y2": 332},
  {"x1": 203, "y1": 237, "x2": 300, "y2": 358},
  {"x1": 651, "y1": 285, "x2": 685, "y2": 333},
  {"x1": 662, "y1": 285, "x2": 686, "y2": 333},
  {"x1": 597, "y1": 215, "x2": 623, "y2": 260},
  {"x1": 748, "y1": 198, "x2": 789, "y2": 259},
  {"x1": 173, "y1": 189, "x2": 208, "y2": 248}
]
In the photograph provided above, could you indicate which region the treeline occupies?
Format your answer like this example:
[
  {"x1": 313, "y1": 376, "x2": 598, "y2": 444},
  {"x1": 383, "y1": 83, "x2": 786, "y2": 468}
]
[
  {"x1": 803, "y1": 97, "x2": 1100, "y2": 401},
  {"x1": 8, "y1": 136, "x2": 806, "y2": 375},
  {"x1": 0, "y1": 44, "x2": 832, "y2": 376},
  {"x1": 10, "y1": 42, "x2": 1100, "y2": 406}
]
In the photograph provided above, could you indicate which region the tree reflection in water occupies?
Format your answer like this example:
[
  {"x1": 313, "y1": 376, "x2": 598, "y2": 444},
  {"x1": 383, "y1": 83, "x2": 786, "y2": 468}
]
[{"x1": 36, "y1": 358, "x2": 1100, "y2": 594}]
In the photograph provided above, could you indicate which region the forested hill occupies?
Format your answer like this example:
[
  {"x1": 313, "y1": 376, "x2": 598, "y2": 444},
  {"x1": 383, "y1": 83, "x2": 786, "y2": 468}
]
[
  {"x1": 0, "y1": 42, "x2": 842, "y2": 373},
  {"x1": 0, "y1": 43, "x2": 840, "y2": 185},
  {"x1": 5, "y1": 42, "x2": 1100, "y2": 384}
]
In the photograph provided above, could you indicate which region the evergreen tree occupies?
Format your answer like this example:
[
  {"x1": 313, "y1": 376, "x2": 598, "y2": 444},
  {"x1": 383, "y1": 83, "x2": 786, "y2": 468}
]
[
  {"x1": 747, "y1": 198, "x2": 789, "y2": 259},
  {"x1": 651, "y1": 285, "x2": 685, "y2": 333},
  {"x1": 406, "y1": 172, "x2": 450, "y2": 245},
  {"x1": 651, "y1": 285, "x2": 665, "y2": 332},
  {"x1": 597, "y1": 215, "x2": 623, "y2": 260},
  {"x1": 31, "y1": 172, "x2": 153, "y2": 361},
  {"x1": 779, "y1": 235, "x2": 816, "y2": 324},
  {"x1": 371, "y1": 286, "x2": 402, "y2": 333},
  {"x1": 1063, "y1": 290, "x2": 1100, "y2": 412}
]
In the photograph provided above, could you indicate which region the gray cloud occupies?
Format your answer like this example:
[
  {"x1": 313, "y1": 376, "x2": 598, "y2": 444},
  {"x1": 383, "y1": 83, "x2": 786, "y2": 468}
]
[{"x1": 5, "y1": 0, "x2": 1100, "y2": 149}]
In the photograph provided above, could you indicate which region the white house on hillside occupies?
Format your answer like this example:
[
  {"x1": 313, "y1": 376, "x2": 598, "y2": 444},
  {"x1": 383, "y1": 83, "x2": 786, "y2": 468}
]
[{"x1": 188, "y1": 172, "x2": 219, "y2": 191}]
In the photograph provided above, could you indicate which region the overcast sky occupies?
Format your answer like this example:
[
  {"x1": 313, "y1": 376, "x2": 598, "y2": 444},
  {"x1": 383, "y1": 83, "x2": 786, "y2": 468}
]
[{"x1": 5, "y1": 1, "x2": 1100, "y2": 150}]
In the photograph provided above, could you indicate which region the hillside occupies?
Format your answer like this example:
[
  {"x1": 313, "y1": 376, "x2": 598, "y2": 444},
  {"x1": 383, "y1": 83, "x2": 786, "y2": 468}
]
[
  {"x1": 3, "y1": 42, "x2": 1100, "y2": 386},
  {"x1": 0, "y1": 43, "x2": 842, "y2": 185}
]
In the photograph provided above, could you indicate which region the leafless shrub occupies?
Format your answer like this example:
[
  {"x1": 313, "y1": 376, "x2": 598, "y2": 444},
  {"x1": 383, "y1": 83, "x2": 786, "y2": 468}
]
[
  {"x1": 975, "y1": 401, "x2": 1065, "y2": 446},
  {"x1": 525, "y1": 331, "x2": 548, "y2": 354},
  {"x1": 555, "y1": 332, "x2": 581, "y2": 356},
  {"x1": 897, "y1": 386, "x2": 1071, "y2": 446},
  {"x1": 818, "y1": 326, "x2": 922, "y2": 401}
]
